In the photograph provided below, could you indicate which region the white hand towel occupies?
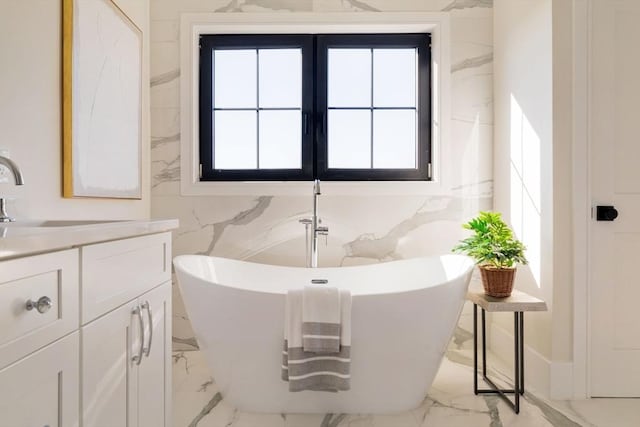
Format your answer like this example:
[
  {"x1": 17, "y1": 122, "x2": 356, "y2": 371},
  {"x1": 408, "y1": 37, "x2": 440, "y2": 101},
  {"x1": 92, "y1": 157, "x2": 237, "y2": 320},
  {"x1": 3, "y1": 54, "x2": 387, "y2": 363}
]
[{"x1": 302, "y1": 285, "x2": 341, "y2": 353}]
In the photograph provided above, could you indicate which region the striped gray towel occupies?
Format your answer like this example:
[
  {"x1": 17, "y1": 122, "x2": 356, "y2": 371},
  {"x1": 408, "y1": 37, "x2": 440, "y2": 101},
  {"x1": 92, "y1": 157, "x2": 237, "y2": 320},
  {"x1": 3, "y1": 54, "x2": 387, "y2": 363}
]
[
  {"x1": 302, "y1": 322, "x2": 341, "y2": 353},
  {"x1": 282, "y1": 289, "x2": 352, "y2": 392},
  {"x1": 281, "y1": 341, "x2": 351, "y2": 392}
]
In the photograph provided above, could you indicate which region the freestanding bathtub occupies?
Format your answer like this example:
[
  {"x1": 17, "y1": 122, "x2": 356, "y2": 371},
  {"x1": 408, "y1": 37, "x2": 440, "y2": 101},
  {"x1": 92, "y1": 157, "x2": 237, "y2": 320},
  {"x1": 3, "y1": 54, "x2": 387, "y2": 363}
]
[{"x1": 173, "y1": 254, "x2": 474, "y2": 414}]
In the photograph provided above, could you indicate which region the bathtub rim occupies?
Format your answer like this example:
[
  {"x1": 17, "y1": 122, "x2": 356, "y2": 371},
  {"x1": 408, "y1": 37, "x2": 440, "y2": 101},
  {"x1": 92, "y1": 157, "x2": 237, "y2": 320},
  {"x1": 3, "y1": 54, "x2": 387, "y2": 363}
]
[{"x1": 173, "y1": 254, "x2": 475, "y2": 297}]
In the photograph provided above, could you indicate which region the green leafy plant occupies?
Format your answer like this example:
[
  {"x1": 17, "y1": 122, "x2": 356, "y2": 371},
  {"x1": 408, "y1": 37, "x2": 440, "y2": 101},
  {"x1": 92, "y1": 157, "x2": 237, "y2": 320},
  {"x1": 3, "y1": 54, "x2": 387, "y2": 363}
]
[{"x1": 452, "y1": 211, "x2": 527, "y2": 269}]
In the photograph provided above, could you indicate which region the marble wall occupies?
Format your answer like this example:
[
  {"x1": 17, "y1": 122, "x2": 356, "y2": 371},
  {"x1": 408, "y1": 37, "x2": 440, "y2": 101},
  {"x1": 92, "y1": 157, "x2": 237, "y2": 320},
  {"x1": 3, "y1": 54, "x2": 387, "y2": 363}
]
[{"x1": 149, "y1": 0, "x2": 493, "y2": 350}]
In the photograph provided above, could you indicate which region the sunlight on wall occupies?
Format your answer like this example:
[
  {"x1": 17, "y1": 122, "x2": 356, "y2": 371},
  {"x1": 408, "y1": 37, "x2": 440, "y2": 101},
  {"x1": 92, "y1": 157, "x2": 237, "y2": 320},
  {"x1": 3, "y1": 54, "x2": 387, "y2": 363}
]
[{"x1": 509, "y1": 94, "x2": 541, "y2": 286}]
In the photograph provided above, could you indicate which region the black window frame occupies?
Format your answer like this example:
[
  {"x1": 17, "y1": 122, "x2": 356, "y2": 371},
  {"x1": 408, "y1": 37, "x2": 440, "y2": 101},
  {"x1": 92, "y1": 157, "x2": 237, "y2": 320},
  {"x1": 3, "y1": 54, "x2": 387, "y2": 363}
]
[{"x1": 199, "y1": 33, "x2": 431, "y2": 182}]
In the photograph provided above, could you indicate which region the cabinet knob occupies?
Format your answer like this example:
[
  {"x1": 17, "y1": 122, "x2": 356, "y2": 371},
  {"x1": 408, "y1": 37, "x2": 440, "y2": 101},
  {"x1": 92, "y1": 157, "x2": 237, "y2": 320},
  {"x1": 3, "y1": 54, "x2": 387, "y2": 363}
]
[{"x1": 25, "y1": 296, "x2": 52, "y2": 314}]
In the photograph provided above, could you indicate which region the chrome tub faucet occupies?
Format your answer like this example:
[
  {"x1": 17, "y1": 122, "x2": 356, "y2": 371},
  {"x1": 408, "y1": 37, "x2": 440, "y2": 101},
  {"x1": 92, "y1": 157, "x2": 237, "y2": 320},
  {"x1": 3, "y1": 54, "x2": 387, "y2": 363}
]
[{"x1": 299, "y1": 179, "x2": 329, "y2": 268}]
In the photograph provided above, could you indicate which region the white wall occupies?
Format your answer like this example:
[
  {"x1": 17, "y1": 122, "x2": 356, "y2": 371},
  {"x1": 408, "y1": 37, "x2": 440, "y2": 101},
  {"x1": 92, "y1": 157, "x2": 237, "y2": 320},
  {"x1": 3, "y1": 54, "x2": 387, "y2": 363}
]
[
  {"x1": 0, "y1": 0, "x2": 150, "y2": 220},
  {"x1": 494, "y1": 0, "x2": 553, "y2": 359},
  {"x1": 550, "y1": 0, "x2": 574, "y2": 365},
  {"x1": 494, "y1": 0, "x2": 576, "y2": 396}
]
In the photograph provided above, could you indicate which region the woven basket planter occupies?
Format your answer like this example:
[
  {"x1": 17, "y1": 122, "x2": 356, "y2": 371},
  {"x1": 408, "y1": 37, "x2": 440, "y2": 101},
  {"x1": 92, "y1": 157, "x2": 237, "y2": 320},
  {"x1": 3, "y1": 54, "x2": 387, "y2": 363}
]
[{"x1": 479, "y1": 266, "x2": 516, "y2": 297}]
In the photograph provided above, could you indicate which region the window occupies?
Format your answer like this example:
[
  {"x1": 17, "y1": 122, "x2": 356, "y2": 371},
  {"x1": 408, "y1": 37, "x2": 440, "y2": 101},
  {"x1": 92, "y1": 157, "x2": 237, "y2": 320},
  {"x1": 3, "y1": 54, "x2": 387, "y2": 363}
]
[{"x1": 199, "y1": 33, "x2": 431, "y2": 181}]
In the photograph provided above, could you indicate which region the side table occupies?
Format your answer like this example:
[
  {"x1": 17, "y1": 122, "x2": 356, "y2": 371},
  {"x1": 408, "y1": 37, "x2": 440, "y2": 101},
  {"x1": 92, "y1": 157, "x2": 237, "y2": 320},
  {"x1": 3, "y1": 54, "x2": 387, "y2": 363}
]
[{"x1": 466, "y1": 286, "x2": 547, "y2": 413}]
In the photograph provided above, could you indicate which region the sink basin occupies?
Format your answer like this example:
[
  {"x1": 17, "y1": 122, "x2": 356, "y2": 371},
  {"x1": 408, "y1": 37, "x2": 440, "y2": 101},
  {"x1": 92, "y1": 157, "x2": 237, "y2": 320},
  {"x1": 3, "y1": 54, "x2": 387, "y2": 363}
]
[{"x1": 2, "y1": 220, "x2": 127, "y2": 228}]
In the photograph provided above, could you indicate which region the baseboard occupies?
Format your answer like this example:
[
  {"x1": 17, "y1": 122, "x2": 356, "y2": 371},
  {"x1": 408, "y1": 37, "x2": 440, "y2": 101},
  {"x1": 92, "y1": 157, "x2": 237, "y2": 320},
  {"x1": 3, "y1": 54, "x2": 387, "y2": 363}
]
[
  {"x1": 489, "y1": 323, "x2": 573, "y2": 399},
  {"x1": 550, "y1": 361, "x2": 574, "y2": 399}
]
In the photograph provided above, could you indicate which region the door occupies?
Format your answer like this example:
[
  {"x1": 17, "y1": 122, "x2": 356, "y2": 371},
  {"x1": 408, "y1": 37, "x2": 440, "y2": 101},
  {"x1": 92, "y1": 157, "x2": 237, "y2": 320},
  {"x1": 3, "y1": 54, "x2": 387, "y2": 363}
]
[
  {"x1": 82, "y1": 300, "x2": 141, "y2": 426},
  {"x1": 0, "y1": 332, "x2": 79, "y2": 427},
  {"x1": 590, "y1": 0, "x2": 640, "y2": 397},
  {"x1": 137, "y1": 282, "x2": 172, "y2": 427}
]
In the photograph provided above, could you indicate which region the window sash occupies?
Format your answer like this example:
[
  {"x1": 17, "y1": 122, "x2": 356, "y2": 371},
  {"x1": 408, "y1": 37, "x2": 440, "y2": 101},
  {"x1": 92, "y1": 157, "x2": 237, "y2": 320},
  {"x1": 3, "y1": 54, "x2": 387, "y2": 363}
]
[
  {"x1": 315, "y1": 33, "x2": 431, "y2": 181},
  {"x1": 199, "y1": 35, "x2": 314, "y2": 181}
]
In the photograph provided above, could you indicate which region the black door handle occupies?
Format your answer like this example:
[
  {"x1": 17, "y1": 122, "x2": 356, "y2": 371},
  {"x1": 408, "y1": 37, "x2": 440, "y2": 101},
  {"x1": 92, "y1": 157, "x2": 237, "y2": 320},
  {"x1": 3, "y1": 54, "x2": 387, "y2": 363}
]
[{"x1": 596, "y1": 205, "x2": 618, "y2": 221}]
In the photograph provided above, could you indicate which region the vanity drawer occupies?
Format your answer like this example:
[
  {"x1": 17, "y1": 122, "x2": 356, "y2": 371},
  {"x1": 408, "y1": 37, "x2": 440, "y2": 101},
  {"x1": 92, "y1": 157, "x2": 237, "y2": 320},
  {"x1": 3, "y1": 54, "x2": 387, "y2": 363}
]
[
  {"x1": 0, "y1": 249, "x2": 79, "y2": 369},
  {"x1": 81, "y1": 232, "x2": 171, "y2": 324}
]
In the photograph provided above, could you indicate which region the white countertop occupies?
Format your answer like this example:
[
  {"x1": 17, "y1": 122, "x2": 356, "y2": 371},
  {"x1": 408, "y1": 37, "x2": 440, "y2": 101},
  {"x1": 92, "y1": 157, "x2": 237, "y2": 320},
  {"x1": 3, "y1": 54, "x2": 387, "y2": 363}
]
[{"x1": 0, "y1": 219, "x2": 179, "y2": 261}]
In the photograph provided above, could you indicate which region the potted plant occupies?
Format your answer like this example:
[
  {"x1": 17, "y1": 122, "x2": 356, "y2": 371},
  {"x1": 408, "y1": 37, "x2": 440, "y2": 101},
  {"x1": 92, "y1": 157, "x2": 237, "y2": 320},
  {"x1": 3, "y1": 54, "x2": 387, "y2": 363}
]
[{"x1": 453, "y1": 211, "x2": 527, "y2": 297}]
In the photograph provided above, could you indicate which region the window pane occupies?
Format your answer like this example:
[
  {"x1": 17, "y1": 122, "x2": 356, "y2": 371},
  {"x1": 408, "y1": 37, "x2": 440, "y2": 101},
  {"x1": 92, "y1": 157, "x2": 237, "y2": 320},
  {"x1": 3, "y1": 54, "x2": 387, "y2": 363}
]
[
  {"x1": 373, "y1": 49, "x2": 417, "y2": 107},
  {"x1": 328, "y1": 49, "x2": 371, "y2": 108},
  {"x1": 259, "y1": 110, "x2": 301, "y2": 169},
  {"x1": 259, "y1": 49, "x2": 301, "y2": 108},
  {"x1": 328, "y1": 110, "x2": 371, "y2": 168},
  {"x1": 373, "y1": 110, "x2": 416, "y2": 168},
  {"x1": 214, "y1": 50, "x2": 256, "y2": 108},
  {"x1": 214, "y1": 111, "x2": 257, "y2": 169}
]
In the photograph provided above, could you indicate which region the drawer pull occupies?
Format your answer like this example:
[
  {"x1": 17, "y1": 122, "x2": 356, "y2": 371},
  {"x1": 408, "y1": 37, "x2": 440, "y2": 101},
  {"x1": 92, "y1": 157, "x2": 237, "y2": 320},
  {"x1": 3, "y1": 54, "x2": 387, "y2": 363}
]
[{"x1": 25, "y1": 296, "x2": 53, "y2": 314}]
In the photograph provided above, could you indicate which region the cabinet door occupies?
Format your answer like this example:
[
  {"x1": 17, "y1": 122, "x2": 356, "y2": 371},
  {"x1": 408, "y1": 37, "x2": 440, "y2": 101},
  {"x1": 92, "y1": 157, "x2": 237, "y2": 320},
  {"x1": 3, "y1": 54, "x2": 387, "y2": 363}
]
[
  {"x1": 82, "y1": 300, "x2": 141, "y2": 427},
  {"x1": 138, "y1": 282, "x2": 172, "y2": 427},
  {"x1": 0, "y1": 332, "x2": 79, "y2": 427}
]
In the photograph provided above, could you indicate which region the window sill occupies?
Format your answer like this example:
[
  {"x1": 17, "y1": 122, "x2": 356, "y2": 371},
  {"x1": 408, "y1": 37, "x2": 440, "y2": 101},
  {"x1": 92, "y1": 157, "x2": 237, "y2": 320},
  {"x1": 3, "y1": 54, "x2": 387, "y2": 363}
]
[{"x1": 180, "y1": 180, "x2": 446, "y2": 196}]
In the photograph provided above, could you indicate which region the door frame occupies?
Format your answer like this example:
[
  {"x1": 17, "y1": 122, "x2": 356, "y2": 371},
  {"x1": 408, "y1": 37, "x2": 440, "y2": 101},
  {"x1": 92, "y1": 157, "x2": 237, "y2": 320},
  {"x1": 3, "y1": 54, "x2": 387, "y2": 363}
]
[{"x1": 572, "y1": 0, "x2": 591, "y2": 399}]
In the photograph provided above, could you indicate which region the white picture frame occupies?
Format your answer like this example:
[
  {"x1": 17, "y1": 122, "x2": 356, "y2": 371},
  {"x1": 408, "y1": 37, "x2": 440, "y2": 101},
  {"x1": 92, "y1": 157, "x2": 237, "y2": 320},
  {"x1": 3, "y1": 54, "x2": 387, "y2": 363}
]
[{"x1": 63, "y1": 0, "x2": 142, "y2": 199}]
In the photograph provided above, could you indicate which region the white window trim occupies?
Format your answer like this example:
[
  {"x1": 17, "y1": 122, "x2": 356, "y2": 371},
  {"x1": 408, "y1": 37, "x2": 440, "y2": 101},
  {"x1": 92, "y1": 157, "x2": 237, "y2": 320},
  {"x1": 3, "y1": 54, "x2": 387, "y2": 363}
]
[{"x1": 180, "y1": 12, "x2": 451, "y2": 196}]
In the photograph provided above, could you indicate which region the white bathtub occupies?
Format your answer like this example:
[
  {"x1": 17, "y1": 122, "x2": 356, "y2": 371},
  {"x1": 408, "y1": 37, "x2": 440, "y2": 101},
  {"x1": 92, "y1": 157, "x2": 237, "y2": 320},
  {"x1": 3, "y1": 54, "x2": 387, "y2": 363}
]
[{"x1": 173, "y1": 254, "x2": 474, "y2": 414}]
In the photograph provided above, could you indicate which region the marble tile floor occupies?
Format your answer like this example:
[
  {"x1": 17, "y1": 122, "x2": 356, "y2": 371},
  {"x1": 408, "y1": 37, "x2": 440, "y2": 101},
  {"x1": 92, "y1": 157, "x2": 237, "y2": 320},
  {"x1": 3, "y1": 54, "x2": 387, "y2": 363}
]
[{"x1": 173, "y1": 336, "x2": 640, "y2": 427}]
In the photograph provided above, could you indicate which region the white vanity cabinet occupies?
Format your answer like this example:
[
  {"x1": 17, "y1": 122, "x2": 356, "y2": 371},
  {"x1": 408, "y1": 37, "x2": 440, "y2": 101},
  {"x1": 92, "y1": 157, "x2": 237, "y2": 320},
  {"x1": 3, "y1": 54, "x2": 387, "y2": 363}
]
[
  {"x1": 0, "y1": 224, "x2": 175, "y2": 427},
  {"x1": 81, "y1": 233, "x2": 172, "y2": 427},
  {"x1": 0, "y1": 249, "x2": 80, "y2": 427}
]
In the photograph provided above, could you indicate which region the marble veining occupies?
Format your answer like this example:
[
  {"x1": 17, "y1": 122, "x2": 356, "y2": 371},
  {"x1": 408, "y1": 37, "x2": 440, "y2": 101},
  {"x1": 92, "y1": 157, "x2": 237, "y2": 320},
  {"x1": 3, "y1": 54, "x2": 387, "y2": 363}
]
[
  {"x1": 442, "y1": 0, "x2": 493, "y2": 11},
  {"x1": 173, "y1": 336, "x2": 199, "y2": 350},
  {"x1": 215, "y1": 0, "x2": 313, "y2": 12},
  {"x1": 188, "y1": 393, "x2": 223, "y2": 427},
  {"x1": 452, "y1": 52, "x2": 494, "y2": 73},
  {"x1": 342, "y1": 195, "x2": 490, "y2": 263},
  {"x1": 151, "y1": 68, "x2": 180, "y2": 87},
  {"x1": 339, "y1": 0, "x2": 381, "y2": 12},
  {"x1": 153, "y1": 155, "x2": 181, "y2": 188},
  {"x1": 152, "y1": 132, "x2": 181, "y2": 149},
  {"x1": 186, "y1": 196, "x2": 273, "y2": 256},
  {"x1": 320, "y1": 414, "x2": 347, "y2": 427}
]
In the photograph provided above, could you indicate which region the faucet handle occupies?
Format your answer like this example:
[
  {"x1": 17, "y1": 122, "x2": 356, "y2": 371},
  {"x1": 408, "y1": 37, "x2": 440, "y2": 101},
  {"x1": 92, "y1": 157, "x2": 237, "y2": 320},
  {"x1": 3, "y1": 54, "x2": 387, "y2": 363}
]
[
  {"x1": 299, "y1": 218, "x2": 312, "y2": 225},
  {"x1": 317, "y1": 226, "x2": 329, "y2": 246},
  {"x1": 0, "y1": 198, "x2": 15, "y2": 223}
]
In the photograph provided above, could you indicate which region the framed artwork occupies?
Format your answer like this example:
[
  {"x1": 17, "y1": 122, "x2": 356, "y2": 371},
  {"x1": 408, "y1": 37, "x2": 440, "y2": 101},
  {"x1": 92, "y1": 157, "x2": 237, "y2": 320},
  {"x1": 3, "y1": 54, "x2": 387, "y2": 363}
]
[{"x1": 63, "y1": 0, "x2": 142, "y2": 199}]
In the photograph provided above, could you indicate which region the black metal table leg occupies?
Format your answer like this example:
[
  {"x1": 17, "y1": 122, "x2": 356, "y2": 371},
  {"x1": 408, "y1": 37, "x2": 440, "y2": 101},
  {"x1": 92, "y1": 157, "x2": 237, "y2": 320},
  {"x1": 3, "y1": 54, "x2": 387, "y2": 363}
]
[
  {"x1": 472, "y1": 304, "x2": 525, "y2": 414},
  {"x1": 514, "y1": 312, "x2": 520, "y2": 412},
  {"x1": 482, "y1": 308, "x2": 487, "y2": 377},
  {"x1": 473, "y1": 303, "x2": 478, "y2": 394},
  {"x1": 520, "y1": 311, "x2": 524, "y2": 395}
]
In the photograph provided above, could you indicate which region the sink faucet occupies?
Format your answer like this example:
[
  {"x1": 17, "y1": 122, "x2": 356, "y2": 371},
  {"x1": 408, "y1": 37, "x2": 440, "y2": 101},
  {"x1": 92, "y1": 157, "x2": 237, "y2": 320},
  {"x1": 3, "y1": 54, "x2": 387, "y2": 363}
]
[
  {"x1": 299, "y1": 179, "x2": 329, "y2": 268},
  {"x1": 0, "y1": 155, "x2": 25, "y2": 223}
]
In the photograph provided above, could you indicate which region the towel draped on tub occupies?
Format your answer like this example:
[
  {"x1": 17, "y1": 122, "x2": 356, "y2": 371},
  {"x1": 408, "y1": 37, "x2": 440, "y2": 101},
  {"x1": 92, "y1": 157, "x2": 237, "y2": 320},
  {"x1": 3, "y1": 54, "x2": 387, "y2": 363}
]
[{"x1": 282, "y1": 287, "x2": 352, "y2": 392}]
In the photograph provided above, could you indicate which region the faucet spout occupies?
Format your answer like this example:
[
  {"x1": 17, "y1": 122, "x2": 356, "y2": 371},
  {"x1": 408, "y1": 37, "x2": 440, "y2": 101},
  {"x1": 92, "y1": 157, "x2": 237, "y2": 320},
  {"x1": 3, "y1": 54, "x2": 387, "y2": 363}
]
[
  {"x1": 0, "y1": 156, "x2": 25, "y2": 185},
  {"x1": 313, "y1": 179, "x2": 321, "y2": 195},
  {"x1": 0, "y1": 155, "x2": 24, "y2": 222}
]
